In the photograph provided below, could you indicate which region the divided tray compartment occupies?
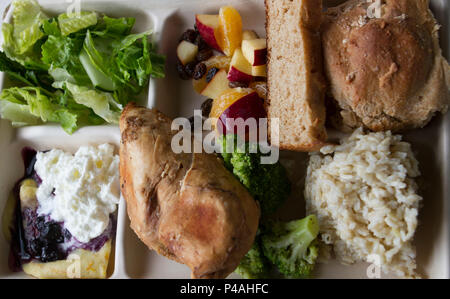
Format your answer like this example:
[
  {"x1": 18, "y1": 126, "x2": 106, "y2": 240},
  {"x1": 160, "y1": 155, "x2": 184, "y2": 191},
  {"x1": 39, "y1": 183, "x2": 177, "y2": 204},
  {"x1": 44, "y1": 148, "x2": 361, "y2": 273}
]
[{"x1": 0, "y1": 0, "x2": 449, "y2": 279}]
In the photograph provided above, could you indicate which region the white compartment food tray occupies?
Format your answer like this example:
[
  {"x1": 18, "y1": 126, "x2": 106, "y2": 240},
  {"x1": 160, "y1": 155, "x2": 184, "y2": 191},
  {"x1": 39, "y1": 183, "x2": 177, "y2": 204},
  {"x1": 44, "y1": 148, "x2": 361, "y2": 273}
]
[{"x1": 0, "y1": 0, "x2": 448, "y2": 279}]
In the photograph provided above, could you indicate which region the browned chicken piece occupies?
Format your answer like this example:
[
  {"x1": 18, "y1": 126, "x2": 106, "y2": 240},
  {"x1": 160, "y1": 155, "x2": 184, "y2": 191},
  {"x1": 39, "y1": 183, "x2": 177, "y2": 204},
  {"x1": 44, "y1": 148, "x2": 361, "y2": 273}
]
[
  {"x1": 322, "y1": 0, "x2": 450, "y2": 132},
  {"x1": 119, "y1": 103, "x2": 260, "y2": 278}
]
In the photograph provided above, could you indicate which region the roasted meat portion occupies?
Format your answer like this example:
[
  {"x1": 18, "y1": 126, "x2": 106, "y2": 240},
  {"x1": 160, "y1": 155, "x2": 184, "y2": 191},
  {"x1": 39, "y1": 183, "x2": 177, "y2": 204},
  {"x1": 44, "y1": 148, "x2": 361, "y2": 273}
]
[{"x1": 119, "y1": 103, "x2": 260, "y2": 278}]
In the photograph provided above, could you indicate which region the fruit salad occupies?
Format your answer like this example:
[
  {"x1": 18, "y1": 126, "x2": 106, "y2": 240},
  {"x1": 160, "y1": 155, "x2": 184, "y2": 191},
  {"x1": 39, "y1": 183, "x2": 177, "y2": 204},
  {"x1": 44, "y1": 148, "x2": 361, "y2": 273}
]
[{"x1": 176, "y1": 5, "x2": 268, "y2": 138}]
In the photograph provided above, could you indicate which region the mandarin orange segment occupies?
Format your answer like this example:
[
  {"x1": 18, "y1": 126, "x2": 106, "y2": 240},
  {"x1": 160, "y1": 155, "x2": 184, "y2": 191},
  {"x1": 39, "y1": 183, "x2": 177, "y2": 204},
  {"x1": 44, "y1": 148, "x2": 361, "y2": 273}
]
[
  {"x1": 192, "y1": 76, "x2": 208, "y2": 94},
  {"x1": 203, "y1": 55, "x2": 232, "y2": 70},
  {"x1": 217, "y1": 6, "x2": 243, "y2": 57},
  {"x1": 209, "y1": 88, "x2": 254, "y2": 120}
]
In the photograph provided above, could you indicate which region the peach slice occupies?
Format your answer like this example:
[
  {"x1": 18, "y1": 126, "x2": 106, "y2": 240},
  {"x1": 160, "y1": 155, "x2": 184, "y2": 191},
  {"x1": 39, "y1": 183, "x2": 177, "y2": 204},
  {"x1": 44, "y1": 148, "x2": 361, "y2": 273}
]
[
  {"x1": 209, "y1": 88, "x2": 254, "y2": 120},
  {"x1": 193, "y1": 75, "x2": 208, "y2": 94},
  {"x1": 217, "y1": 6, "x2": 243, "y2": 57}
]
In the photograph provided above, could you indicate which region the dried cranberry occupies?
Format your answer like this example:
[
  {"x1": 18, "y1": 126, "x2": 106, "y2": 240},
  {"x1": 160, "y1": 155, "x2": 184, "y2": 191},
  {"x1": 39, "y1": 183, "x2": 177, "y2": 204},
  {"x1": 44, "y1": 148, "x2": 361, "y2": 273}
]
[
  {"x1": 193, "y1": 63, "x2": 207, "y2": 80},
  {"x1": 196, "y1": 48, "x2": 213, "y2": 62},
  {"x1": 206, "y1": 67, "x2": 219, "y2": 83},
  {"x1": 228, "y1": 81, "x2": 249, "y2": 88},
  {"x1": 176, "y1": 61, "x2": 190, "y2": 80},
  {"x1": 185, "y1": 61, "x2": 197, "y2": 78},
  {"x1": 179, "y1": 29, "x2": 198, "y2": 43},
  {"x1": 195, "y1": 35, "x2": 209, "y2": 50},
  {"x1": 201, "y1": 98, "x2": 213, "y2": 117}
]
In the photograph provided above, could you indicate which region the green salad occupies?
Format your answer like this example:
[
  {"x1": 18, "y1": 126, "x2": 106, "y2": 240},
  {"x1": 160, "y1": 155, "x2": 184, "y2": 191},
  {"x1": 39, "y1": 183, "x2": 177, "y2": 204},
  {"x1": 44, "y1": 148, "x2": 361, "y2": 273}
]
[{"x1": 0, "y1": 0, "x2": 165, "y2": 133}]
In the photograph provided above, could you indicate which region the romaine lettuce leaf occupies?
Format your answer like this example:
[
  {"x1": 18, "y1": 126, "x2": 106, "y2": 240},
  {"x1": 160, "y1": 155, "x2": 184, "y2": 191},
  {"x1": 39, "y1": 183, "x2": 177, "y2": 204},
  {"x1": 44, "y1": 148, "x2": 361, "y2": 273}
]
[
  {"x1": 48, "y1": 67, "x2": 76, "y2": 84},
  {"x1": 0, "y1": 51, "x2": 54, "y2": 89},
  {"x1": 11, "y1": 0, "x2": 47, "y2": 54},
  {"x1": 58, "y1": 11, "x2": 97, "y2": 36},
  {"x1": 78, "y1": 48, "x2": 115, "y2": 91},
  {"x1": 91, "y1": 16, "x2": 135, "y2": 37},
  {"x1": 81, "y1": 30, "x2": 119, "y2": 90},
  {"x1": 2, "y1": 0, "x2": 48, "y2": 68},
  {"x1": 2, "y1": 23, "x2": 47, "y2": 70},
  {"x1": 41, "y1": 18, "x2": 61, "y2": 36},
  {"x1": 0, "y1": 0, "x2": 166, "y2": 134},
  {"x1": 54, "y1": 81, "x2": 121, "y2": 124},
  {"x1": 0, "y1": 87, "x2": 78, "y2": 133},
  {"x1": 113, "y1": 29, "x2": 152, "y2": 50},
  {"x1": 0, "y1": 100, "x2": 42, "y2": 126},
  {"x1": 41, "y1": 34, "x2": 90, "y2": 85}
]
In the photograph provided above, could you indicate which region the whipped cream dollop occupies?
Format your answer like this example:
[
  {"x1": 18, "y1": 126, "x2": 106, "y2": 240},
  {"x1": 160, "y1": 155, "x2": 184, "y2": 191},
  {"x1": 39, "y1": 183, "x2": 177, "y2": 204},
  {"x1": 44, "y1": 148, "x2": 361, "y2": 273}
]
[{"x1": 34, "y1": 143, "x2": 120, "y2": 243}]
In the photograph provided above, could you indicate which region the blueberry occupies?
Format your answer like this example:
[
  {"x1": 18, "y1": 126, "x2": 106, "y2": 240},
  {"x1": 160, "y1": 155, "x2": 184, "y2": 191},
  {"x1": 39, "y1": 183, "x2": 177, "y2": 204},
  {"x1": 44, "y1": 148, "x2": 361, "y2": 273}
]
[
  {"x1": 40, "y1": 245, "x2": 61, "y2": 262},
  {"x1": 46, "y1": 223, "x2": 64, "y2": 243},
  {"x1": 37, "y1": 220, "x2": 64, "y2": 243},
  {"x1": 36, "y1": 216, "x2": 49, "y2": 236},
  {"x1": 27, "y1": 239, "x2": 42, "y2": 258},
  {"x1": 206, "y1": 67, "x2": 219, "y2": 83}
]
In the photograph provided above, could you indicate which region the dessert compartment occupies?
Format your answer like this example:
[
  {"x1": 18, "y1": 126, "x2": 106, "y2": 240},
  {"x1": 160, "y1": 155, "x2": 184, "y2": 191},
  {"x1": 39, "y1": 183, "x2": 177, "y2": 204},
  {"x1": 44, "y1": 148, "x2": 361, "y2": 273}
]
[
  {"x1": 0, "y1": 125, "x2": 122, "y2": 278},
  {"x1": 0, "y1": 0, "x2": 156, "y2": 278}
]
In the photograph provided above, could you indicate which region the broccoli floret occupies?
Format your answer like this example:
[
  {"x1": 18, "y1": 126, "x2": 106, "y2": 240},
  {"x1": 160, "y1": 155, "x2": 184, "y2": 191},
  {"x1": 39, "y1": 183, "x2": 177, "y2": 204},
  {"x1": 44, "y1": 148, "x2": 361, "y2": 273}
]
[
  {"x1": 261, "y1": 215, "x2": 320, "y2": 278},
  {"x1": 235, "y1": 235, "x2": 271, "y2": 279},
  {"x1": 219, "y1": 134, "x2": 291, "y2": 216}
]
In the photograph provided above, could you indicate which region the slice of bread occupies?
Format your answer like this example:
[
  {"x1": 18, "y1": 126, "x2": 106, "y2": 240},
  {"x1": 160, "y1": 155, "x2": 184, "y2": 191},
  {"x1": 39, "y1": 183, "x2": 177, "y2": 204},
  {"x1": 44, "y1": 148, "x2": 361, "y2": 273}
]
[{"x1": 265, "y1": 0, "x2": 327, "y2": 151}]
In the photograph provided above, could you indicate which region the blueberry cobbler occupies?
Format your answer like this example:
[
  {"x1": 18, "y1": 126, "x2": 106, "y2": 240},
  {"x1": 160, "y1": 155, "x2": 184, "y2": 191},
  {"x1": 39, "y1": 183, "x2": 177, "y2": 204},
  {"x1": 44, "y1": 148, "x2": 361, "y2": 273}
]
[{"x1": 3, "y1": 144, "x2": 120, "y2": 278}]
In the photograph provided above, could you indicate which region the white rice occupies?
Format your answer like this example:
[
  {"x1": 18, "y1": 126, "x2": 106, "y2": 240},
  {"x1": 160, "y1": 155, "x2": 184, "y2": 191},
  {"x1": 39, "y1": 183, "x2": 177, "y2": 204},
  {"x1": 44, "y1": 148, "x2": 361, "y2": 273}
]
[{"x1": 304, "y1": 128, "x2": 421, "y2": 278}]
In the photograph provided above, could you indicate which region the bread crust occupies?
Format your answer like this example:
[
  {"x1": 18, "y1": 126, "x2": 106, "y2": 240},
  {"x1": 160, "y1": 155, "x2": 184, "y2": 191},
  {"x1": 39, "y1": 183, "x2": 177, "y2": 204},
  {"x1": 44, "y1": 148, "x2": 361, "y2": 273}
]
[
  {"x1": 322, "y1": 0, "x2": 450, "y2": 132},
  {"x1": 265, "y1": 0, "x2": 328, "y2": 152}
]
